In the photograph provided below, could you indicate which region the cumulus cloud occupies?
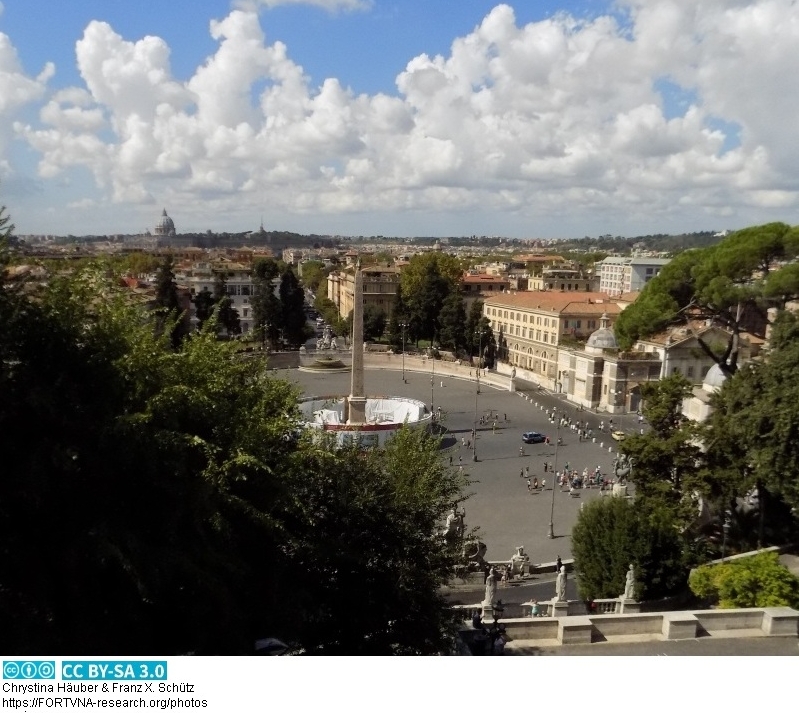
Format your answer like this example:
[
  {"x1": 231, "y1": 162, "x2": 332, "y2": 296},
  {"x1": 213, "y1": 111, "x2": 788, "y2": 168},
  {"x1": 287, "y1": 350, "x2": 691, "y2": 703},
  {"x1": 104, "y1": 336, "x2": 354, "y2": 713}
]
[{"x1": 12, "y1": 1, "x2": 799, "y2": 234}]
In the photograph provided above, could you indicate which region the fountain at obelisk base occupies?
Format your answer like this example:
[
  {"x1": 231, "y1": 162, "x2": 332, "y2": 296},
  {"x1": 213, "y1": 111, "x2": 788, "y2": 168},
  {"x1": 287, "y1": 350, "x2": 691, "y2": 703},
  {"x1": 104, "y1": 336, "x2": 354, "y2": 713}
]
[{"x1": 298, "y1": 260, "x2": 431, "y2": 447}]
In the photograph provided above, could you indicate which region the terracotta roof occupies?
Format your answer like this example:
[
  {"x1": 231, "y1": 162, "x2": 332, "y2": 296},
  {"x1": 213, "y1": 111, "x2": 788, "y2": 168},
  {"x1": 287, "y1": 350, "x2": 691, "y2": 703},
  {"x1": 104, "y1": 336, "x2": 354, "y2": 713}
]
[
  {"x1": 462, "y1": 273, "x2": 509, "y2": 284},
  {"x1": 615, "y1": 291, "x2": 641, "y2": 303},
  {"x1": 484, "y1": 291, "x2": 617, "y2": 314}
]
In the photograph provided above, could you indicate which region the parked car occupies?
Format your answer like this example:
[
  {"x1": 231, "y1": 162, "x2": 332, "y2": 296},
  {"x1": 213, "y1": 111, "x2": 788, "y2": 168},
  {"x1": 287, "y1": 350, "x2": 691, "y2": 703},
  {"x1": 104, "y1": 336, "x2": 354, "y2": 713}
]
[
  {"x1": 611, "y1": 430, "x2": 626, "y2": 441},
  {"x1": 522, "y1": 431, "x2": 547, "y2": 444}
]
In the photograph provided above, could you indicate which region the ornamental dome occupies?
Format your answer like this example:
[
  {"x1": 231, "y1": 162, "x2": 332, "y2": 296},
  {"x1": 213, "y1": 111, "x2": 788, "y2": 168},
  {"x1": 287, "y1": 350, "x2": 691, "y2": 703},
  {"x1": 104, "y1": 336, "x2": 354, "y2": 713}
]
[
  {"x1": 586, "y1": 328, "x2": 618, "y2": 350},
  {"x1": 154, "y1": 208, "x2": 176, "y2": 236},
  {"x1": 585, "y1": 312, "x2": 617, "y2": 353},
  {"x1": 702, "y1": 363, "x2": 728, "y2": 392}
]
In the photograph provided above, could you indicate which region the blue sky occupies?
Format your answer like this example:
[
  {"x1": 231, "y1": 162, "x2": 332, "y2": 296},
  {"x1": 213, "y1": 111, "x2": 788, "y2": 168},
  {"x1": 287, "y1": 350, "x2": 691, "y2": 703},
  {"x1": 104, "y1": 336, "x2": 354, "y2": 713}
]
[{"x1": 1, "y1": 0, "x2": 798, "y2": 238}]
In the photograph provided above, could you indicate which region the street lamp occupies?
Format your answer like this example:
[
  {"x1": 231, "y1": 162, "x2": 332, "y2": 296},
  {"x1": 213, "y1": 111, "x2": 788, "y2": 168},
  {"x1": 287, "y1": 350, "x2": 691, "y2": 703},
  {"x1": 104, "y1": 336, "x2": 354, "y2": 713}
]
[
  {"x1": 431, "y1": 343, "x2": 435, "y2": 415},
  {"x1": 547, "y1": 418, "x2": 562, "y2": 539},
  {"x1": 473, "y1": 329, "x2": 485, "y2": 463},
  {"x1": 721, "y1": 511, "x2": 731, "y2": 562},
  {"x1": 400, "y1": 322, "x2": 408, "y2": 383}
]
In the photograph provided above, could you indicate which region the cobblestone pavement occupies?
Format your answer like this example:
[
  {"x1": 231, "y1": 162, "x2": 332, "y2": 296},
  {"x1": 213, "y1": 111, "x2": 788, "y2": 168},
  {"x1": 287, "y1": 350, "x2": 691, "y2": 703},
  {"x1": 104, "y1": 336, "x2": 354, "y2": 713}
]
[{"x1": 289, "y1": 366, "x2": 631, "y2": 565}]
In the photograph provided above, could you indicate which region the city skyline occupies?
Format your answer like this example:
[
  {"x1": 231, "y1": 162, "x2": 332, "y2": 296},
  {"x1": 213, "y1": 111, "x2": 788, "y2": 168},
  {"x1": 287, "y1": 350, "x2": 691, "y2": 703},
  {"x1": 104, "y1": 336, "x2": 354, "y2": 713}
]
[{"x1": 1, "y1": 1, "x2": 799, "y2": 238}]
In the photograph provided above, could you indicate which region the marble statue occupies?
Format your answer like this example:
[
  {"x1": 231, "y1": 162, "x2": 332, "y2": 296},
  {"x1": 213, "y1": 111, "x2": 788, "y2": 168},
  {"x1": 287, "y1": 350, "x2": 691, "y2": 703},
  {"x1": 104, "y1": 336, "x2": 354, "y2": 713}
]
[
  {"x1": 443, "y1": 507, "x2": 466, "y2": 540},
  {"x1": 555, "y1": 566, "x2": 566, "y2": 602},
  {"x1": 623, "y1": 564, "x2": 636, "y2": 600},
  {"x1": 509, "y1": 546, "x2": 529, "y2": 577},
  {"x1": 484, "y1": 567, "x2": 499, "y2": 605}
]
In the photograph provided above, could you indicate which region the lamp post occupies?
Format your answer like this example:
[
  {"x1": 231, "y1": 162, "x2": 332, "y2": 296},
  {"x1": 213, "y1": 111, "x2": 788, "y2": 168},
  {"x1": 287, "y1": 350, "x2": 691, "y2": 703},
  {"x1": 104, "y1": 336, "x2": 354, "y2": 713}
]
[
  {"x1": 431, "y1": 343, "x2": 435, "y2": 415},
  {"x1": 547, "y1": 418, "x2": 562, "y2": 539},
  {"x1": 473, "y1": 329, "x2": 484, "y2": 463},
  {"x1": 721, "y1": 511, "x2": 731, "y2": 562},
  {"x1": 400, "y1": 322, "x2": 408, "y2": 383}
]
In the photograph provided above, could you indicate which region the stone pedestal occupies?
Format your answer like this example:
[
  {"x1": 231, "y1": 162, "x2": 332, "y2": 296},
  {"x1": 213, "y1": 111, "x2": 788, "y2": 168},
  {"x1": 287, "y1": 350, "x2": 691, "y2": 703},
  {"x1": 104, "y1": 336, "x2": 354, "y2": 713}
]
[
  {"x1": 612, "y1": 483, "x2": 628, "y2": 497},
  {"x1": 619, "y1": 598, "x2": 641, "y2": 614},
  {"x1": 551, "y1": 601, "x2": 570, "y2": 617},
  {"x1": 346, "y1": 396, "x2": 367, "y2": 425},
  {"x1": 482, "y1": 602, "x2": 495, "y2": 620}
]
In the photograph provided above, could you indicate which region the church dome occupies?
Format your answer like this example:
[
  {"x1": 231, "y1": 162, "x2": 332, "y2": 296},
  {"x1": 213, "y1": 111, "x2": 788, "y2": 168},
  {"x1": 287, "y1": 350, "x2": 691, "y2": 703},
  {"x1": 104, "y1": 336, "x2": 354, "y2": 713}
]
[
  {"x1": 154, "y1": 208, "x2": 175, "y2": 236},
  {"x1": 586, "y1": 313, "x2": 617, "y2": 352},
  {"x1": 586, "y1": 328, "x2": 618, "y2": 350},
  {"x1": 702, "y1": 363, "x2": 728, "y2": 391}
]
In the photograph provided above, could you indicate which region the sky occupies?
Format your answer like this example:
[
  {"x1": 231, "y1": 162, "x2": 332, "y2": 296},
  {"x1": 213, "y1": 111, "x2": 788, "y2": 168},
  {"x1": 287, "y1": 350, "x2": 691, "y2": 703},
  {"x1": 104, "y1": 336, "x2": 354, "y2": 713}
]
[{"x1": 1, "y1": 0, "x2": 799, "y2": 239}]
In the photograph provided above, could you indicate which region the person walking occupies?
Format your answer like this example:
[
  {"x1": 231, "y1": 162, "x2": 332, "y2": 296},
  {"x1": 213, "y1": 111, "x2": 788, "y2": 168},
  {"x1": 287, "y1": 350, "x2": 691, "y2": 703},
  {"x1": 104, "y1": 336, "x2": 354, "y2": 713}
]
[
  {"x1": 449, "y1": 455, "x2": 453, "y2": 466},
  {"x1": 526, "y1": 478, "x2": 532, "y2": 492},
  {"x1": 525, "y1": 466, "x2": 529, "y2": 477}
]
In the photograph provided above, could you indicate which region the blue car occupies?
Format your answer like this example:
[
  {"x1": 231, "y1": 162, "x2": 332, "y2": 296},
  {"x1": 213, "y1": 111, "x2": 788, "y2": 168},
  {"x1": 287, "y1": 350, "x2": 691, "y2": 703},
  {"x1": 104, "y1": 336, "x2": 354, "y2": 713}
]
[{"x1": 522, "y1": 431, "x2": 547, "y2": 444}]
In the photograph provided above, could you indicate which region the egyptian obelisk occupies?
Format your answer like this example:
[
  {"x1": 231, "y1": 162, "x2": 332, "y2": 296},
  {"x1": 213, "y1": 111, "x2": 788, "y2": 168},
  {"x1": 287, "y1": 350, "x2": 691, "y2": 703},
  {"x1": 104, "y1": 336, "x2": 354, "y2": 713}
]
[{"x1": 347, "y1": 261, "x2": 367, "y2": 424}]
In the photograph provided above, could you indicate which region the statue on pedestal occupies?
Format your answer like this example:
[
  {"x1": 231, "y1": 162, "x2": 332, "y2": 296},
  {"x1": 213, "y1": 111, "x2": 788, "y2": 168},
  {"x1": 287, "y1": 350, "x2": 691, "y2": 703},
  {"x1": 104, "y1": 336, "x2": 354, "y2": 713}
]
[
  {"x1": 509, "y1": 545, "x2": 529, "y2": 577},
  {"x1": 623, "y1": 564, "x2": 636, "y2": 600},
  {"x1": 555, "y1": 565, "x2": 566, "y2": 602},
  {"x1": 484, "y1": 567, "x2": 499, "y2": 605}
]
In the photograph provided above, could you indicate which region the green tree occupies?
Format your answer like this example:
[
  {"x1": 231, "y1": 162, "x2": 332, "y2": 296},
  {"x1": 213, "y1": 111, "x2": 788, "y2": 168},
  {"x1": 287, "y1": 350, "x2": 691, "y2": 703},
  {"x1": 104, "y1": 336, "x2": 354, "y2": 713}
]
[
  {"x1": 387, "y1": 289, "x2": 409, "y2": 351},
  {"x1": 0, "y1": 257, "x2": 471, "y2": 654},
  {"x1": 280, "y1": 426, "x2": 468, "y2": 654},
  {"x1": 619, "y1": 374, "x2": 706, "y2": 532},
  {"x1": 212, "y1": 272, "x2": 241, "y2": 336},
  {"x1": 438, "y1": 292, "x2": 467, "y2": 353},
  {"x1": 153, "y1": 255, "x2": 189, "y2": 349},
  {"x1": 689, "y1": 552, "x2": 799, "y2": 609},
  {"x1": 362, "y1": 304, "x2": 386, "y2": 342},
  {"x1": 572, "y1": 496, "x2": 687, "y2": 601},
  {"x1": 299, "y1": 260, "x2": 326, "y2": 293},
  {"x1": 704, "y1": 311, "x2": 799, "y2": 543},
  {"x1": 614, "y1": 223, "x2": 799, "y2": 375},
  {"x1": 192, "y1": 287, "x2": 215, "y2": 332},
  {"x1": 278, "y1": 266, "x2": 309, "y2": 347},
  {"x1": 252, "y1": 258, "x2": 281, "y2": 349},
  {"x1": 400, "y1": 254, "x2": 462, "y2": 345}
]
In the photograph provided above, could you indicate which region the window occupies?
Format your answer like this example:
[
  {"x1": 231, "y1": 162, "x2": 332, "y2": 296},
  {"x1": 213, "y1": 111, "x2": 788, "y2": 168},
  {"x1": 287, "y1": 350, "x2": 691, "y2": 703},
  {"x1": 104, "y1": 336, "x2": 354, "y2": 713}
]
[
  {"x1": 523, "y1": 314, "x2": 527, "y2": 323},
  {"x1": 536, "y1": 330, "x2": 541, "y2": 340},
  {"x1": 687, "y1": 366, "x2": 695, "y2": 378}
]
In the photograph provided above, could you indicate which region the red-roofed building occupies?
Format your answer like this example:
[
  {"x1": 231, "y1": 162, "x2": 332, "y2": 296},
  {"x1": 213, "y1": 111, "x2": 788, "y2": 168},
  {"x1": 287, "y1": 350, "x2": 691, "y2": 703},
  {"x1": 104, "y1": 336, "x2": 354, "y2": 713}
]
[
  {"x1": 483, "y1": 292, "x2": 620, "y2": 387},
  {"x1": 460, "y1": 272, "x2": 510, "y2": 310}
]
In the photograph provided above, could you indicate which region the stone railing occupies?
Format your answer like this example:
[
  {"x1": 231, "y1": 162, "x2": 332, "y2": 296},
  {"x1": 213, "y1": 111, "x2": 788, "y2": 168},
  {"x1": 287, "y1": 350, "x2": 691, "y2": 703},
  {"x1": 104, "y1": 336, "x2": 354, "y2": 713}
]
[
  {"x1": 457, "y1": 606, "x2": 799, "y2": 652},
  {"x1": 592, "y1": 598, "x2": 621, "y2": 614}
]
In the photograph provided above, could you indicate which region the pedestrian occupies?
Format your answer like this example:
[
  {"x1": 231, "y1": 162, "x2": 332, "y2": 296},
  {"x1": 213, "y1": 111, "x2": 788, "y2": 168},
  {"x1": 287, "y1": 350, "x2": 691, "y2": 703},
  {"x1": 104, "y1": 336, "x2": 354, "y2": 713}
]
[
  {"x1": 526, "y1": 478, "x2": 532, "y2": 492},
  {"x1": 504, "y1": 413, "x2": 507, "y2": 421},
  {"x1": 543, "y1": 461, "x2": 548, "y2": 473},
  {"x1": 541, "y1": 478, "x2": 546, "y2": 490},
  {"x1": 609, "y1": 418, "x2": 613, "y2": 429},
  {"x1": 459, "y1": 455, "x2": 463, "y2": 465},
  {"x1": 493, "y1": 422, "x2": 497, "y2": 434},
  {"x1": 525, "y1": 466, "x2": 529, "y2": 476},
  {"x1": 599, "y1": 420, "x2": 604, "y2": 432},
  {"x1": 532, "y1": 477, "x2": 538, "y2": 489},
  {"x1": 461, "y1": 436, "x2": 466, "y2": 448},
  {"x1": 520, "y1": 469, "x2": 524, "y2": 478},
  {"x1": 449, "y1": 455, "x2": 453, "y2": 466},
  {"x1": 638, "y1": 413, "x2": 644, "y2": 424},
  {"x1": 459, "y1": 465, "x2": 464, "y2": 474},
  {"x1": 545, "y1": 436, "x2": 550, "y2": 445},
  {"x1": 440, "y1": 380, "x2": 443, "y2": 388},
  {"x1": 466, "y1": 439, "x2": 471, "y2": 449},
  {"x1": 519, "y1": 445, "x2": 524, "y2": 457}
]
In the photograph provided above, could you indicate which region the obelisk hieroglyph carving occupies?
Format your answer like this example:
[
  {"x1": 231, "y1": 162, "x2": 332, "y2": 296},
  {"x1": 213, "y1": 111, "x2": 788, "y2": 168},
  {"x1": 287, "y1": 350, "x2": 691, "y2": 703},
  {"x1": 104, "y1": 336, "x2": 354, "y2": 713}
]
[{"x1": 347, "y1": 261, "x2": 367, "y2": 424}]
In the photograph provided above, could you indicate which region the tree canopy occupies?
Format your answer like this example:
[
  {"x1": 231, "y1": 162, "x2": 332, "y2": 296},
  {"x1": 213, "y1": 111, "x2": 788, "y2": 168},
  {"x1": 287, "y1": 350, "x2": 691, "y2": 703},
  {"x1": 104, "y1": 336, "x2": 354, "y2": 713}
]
[
  {"x1": 0, "y1": 233, "x2": 469, "y2": 653},
  {"x1": 614, "y1": 222, "x2": 799, "y2": 374}
]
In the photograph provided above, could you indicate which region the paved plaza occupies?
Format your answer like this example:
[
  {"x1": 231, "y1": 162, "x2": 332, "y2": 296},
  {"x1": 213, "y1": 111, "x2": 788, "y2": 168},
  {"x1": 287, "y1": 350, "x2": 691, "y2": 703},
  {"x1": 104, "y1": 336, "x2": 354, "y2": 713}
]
[{"x1": 289, "y1": 364, "x2": 637, "y2": 566}]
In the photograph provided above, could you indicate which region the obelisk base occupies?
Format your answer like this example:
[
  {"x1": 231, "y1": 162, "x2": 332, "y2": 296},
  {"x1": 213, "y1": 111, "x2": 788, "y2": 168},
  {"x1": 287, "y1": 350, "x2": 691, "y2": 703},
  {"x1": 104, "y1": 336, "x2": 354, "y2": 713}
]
[{"x1": 347, "y1": 396, "x2": 367, "y2": 425}]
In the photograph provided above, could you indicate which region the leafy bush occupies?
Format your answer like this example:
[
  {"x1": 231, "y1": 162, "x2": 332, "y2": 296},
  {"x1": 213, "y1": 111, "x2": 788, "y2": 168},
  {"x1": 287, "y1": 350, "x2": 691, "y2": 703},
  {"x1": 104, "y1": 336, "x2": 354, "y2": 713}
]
[{"x1": 689, "y1": 552, "x2": 799, "y2": 609}]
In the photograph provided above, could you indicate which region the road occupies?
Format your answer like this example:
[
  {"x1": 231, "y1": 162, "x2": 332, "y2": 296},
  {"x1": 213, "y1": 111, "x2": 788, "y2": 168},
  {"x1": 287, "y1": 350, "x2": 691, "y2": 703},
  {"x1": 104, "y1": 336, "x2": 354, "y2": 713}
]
[{"x1": 289, "y1": 365, "x2": 634, "y2": 565}]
